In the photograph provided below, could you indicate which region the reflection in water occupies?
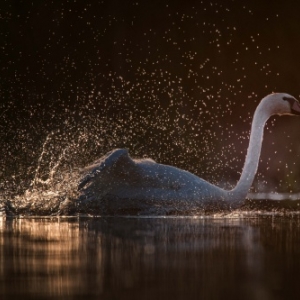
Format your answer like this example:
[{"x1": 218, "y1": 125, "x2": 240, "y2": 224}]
[{"x1": 0, "y1": 217, "x2": 300, "y2": 300}]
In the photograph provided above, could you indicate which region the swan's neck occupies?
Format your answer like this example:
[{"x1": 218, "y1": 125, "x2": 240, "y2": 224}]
[{"x1": 231, "y1": 103, "x2": 270, "y2": 200}]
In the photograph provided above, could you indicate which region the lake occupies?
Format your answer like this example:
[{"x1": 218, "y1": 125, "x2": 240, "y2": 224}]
[{"x1": 1, "y1": 216, "x2": 300, "y2": 300}]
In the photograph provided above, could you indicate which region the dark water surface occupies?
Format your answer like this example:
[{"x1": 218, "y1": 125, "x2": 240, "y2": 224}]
[{"x1": 1, "y1": 216, "x2": 300, "y2": 300}]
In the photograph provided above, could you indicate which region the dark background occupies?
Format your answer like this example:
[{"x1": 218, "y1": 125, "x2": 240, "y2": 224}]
[{"x1": 1, "y1": 0, "x2": 300, "y2": 195}]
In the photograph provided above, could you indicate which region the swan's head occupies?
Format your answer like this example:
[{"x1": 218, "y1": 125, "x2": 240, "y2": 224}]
[{"x1": 261, "y1": 93, "x2": 300, "y2": 116}]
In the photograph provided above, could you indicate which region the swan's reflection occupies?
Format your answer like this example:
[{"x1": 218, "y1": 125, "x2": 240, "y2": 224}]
[{"x1": 0, "y1": 217, "x2": 300, "y2": 299}]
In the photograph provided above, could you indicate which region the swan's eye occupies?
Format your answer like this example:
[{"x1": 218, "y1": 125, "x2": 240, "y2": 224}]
[
  {"x1": 283, "y1": 96, "x2": 300, "y2": 115},
  {"x1": 282, "y1": 96, "x2": 296, "y2": 107},
  {"x1": 283, "y1": 96, "x2": 295, "y2": 102}
]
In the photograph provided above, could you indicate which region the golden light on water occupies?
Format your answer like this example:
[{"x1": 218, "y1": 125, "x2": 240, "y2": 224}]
[
  {"x1": 1, "y1": 217, "x2": 300, "y2": 299},
  {"x1": 0, "y1": 218, "x2": 103, "y2": 297}
]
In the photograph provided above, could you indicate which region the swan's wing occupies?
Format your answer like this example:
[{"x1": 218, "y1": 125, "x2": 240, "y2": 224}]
[{"x1": 78, "y1": 148, "x2": 131, "y2": 190}]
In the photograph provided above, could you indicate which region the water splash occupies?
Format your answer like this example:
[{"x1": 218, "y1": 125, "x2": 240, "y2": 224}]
[{"x1": 5, "y1": 131, "x2": 80, "y2": 216}]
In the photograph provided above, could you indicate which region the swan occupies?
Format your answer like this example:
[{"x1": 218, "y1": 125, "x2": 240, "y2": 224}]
[{"x1": 78, "y1": 93, "x2": 300, "y2": 213}]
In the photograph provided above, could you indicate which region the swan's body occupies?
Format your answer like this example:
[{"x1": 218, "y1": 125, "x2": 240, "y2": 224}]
[{"x1": 78, "y1": 93, "x2": 300, "y2": 213}]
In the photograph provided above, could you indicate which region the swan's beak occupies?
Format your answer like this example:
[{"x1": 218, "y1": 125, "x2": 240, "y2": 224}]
[{"x1": 291, "y1": 99, "x2": 300, "y2": 115}]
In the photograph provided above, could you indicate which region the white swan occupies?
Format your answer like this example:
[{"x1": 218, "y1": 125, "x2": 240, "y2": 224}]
[{"x1": 78, "y1": 93, "x2": 300, "y2": 213}]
